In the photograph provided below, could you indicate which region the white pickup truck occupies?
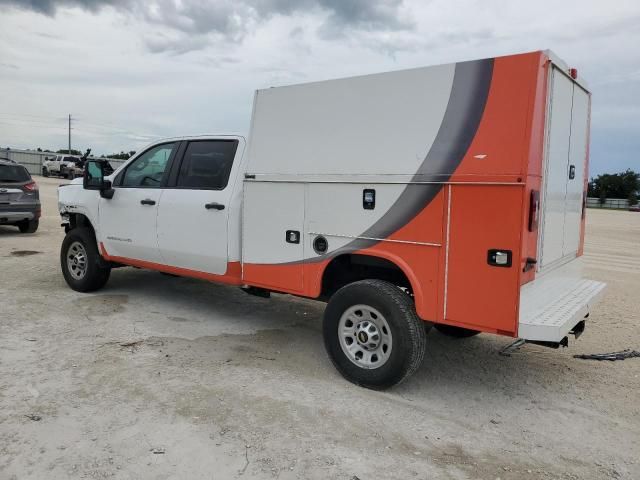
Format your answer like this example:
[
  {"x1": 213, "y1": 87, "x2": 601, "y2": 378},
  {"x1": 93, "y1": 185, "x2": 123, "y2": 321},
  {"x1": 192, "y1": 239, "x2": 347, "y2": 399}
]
[
  {"x1": 43, "y1": 155, "x2": 82, "y2": 179},
  {"x1": 58, "y1": 50, "x2": 605, "y2": 389}
]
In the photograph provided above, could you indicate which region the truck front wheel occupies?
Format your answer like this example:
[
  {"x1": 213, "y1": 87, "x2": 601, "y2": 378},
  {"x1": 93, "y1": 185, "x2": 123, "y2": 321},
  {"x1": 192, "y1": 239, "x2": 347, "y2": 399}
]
[
  {"x1": 60, "y1": 227, "x2": 111, "y2": 292},
  {"x1": 323, "y1": 279, "x2": 427, "y2": 390}
]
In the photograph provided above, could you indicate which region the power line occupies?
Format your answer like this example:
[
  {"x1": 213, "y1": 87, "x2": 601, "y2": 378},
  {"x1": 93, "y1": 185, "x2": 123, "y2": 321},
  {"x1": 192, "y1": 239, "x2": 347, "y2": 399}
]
[
  {"x1": 0, "y1": 112, "x2": 67, "y2": 121},
  {"x1": 0, "y1": 114, "x2": 157, "y2": 139},
  {"x1": 0, "y1": 120, "x2": 66, "y2": 129},
  {"x1": 0, "y1": 119, "x2": 70, "y2": 128}
]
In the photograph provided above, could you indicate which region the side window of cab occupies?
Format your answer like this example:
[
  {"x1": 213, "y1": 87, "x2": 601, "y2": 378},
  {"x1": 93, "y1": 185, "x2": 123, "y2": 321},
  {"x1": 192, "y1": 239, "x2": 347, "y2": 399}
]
[
  {"x1": 174, "y1": 140, "x2": 238, "y2": 190},
  {"x1": 117, "y1": 143, "x2": 176, "y2": 188}
]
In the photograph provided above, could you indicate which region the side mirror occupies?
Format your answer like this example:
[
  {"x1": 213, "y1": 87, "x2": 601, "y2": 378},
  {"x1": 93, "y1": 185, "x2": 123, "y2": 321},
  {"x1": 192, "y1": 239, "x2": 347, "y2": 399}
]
[{"x1": 84, "y1": 160, "x2": 115, "y2": 199}]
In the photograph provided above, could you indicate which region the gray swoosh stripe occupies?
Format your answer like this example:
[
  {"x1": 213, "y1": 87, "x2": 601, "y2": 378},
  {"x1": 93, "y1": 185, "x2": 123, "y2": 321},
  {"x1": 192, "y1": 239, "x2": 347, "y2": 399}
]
[{"x1": 287, "y1": 57, "x2": 494, "y2": 264}]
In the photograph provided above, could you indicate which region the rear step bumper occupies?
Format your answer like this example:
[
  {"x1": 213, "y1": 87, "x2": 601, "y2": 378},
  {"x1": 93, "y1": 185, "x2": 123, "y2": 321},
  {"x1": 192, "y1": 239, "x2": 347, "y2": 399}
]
[{"x1": 519, "y1": 265, "x2": 606, "y2": 342}]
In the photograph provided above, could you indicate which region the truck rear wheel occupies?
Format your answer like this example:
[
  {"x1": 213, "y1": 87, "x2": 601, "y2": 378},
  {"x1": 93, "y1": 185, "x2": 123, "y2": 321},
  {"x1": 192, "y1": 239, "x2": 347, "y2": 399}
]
[
  {"x1": 60, "y1": 227, "x2": 111, "y2": 292},
  {"x1": 434, "y1": 324, "x2": 480, "y2": 338},
  {"x1": 323, "y1": 279, "x2": 427, "y2": 390},
  {"x1": 42, "y1": 167, "x2": 49, "y2": 177}
]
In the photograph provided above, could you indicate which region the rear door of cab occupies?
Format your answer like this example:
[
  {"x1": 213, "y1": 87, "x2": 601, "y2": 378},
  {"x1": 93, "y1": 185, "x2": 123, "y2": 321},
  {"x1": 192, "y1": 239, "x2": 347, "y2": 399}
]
[{"x1": 156, "y1": 137, "x2": 244, "y2": 275}]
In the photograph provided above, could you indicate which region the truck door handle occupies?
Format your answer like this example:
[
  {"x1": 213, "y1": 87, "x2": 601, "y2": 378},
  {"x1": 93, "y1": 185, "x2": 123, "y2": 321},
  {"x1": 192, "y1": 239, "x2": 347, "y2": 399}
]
[
  {"x1": 140, "y1": 199, "x2": 156, "y2": 205},
  {"x1": 205, "y1": 202, "x2": 225, "y2": 210}
]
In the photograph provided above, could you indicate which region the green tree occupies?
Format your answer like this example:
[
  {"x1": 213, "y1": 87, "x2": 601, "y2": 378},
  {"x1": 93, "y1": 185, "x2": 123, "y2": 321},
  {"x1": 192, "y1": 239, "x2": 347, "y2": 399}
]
[
  {"x1": 106, "y1": 151, "x2": 131, "y2": 160},
  {"x1": 588, "y1": 169, "x2": 639, "y2": 204}
]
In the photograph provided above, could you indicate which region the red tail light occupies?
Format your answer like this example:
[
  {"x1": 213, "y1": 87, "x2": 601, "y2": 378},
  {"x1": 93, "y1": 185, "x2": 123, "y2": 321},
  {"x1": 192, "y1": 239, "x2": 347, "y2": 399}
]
[
  {"x1": 23, "y1": 181, "x2": 38, "y2": 191},
  {"x1": 528, "y1": 190, "x2": 540, "y2": 232}
]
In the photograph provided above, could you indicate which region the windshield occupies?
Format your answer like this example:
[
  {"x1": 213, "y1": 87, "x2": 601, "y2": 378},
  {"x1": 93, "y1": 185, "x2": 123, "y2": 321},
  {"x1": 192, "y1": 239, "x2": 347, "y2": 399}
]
[{"x1": 0, "y1": 164, "x2": 30, "y2": 182}]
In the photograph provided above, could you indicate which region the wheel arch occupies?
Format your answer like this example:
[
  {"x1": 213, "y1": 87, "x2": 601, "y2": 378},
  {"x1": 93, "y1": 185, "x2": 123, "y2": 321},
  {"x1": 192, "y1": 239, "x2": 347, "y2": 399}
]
[
  {"x1": 67, "y1": 213, "x2": 96, "y2": 236},
  {"x1": 319, "y1": 252, "x2": 425, "y2": 317}
]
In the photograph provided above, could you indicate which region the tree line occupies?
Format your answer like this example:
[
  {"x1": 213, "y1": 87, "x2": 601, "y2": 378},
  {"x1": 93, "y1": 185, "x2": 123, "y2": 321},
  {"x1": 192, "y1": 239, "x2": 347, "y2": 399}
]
[
  {"x1": 26, "y1": 148, "x2": 137, "y2": 160},
  {"x1": 588, "y1": 169, "x2": 639, "y2": 205}
]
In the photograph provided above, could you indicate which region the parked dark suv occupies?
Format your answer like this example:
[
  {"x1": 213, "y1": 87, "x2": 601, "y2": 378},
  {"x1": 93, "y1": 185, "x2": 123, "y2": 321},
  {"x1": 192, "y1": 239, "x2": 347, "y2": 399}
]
[{"x1": 0, "y1": 158, "x2": 40, "y2": 233}]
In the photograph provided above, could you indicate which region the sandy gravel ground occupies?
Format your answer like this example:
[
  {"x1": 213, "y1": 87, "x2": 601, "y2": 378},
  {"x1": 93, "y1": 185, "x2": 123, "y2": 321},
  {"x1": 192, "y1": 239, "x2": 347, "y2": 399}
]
[{"x1": 0, "y1": 177, "x2": 638, "y2": 479}]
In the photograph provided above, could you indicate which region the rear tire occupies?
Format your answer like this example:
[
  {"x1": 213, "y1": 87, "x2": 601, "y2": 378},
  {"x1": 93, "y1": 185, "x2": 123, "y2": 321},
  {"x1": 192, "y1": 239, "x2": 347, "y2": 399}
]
[
  {"x1": 42, "y1": 167, "x2": 49, "y2": 177},
  {"x1": 60, "y1": 227, "x2": 111, "y2": 292},
  {"x1": 323, "y1": 279, "x2": 427, "y2": 390},
  {"x1": 434, "y1": 324, "x2": 480, "y2": 338},
  {"x1": 18, "y1": 219, "x2": 39, "y2": 233}
]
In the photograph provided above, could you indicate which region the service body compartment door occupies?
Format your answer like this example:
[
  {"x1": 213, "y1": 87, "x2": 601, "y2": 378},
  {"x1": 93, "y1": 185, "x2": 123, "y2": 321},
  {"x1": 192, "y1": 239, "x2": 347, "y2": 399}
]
[
  {"x1": 242, "y1": 182, "x2": 305, "y2": 293},
  {"x1": 445, "y1": 185, "x2": 523, "y2": 335},
  {"x1": 539, "y1": 67, "x2": 590, "y2": 270},
  {"x1": 539, "y1": 68, "x2": 574, "y2": 269},
  {"x1": 563, "y1": 85, "x2": 589, "y2": 257}
]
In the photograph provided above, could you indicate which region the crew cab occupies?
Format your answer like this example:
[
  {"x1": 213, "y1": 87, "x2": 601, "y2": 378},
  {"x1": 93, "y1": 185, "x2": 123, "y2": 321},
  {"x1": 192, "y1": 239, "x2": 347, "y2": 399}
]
[{"x1": 58, "y1": 50, "x2": 606, "y2": 389}]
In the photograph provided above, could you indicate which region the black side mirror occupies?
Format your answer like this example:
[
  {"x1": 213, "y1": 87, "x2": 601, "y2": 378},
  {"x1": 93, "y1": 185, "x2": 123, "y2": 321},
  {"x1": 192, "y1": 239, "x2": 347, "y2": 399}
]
[{"x1": 84, "y1": 160, "x2": 115, "y2": 199}]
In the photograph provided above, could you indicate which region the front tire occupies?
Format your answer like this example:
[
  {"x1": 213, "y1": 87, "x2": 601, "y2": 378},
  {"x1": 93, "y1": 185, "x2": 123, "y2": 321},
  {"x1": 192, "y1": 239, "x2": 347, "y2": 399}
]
[
  {"x1": 323, "y1": 279, "x2": 427, "y2": 390},
  {"x1": 42, "y1": 167, "x2": 49, "y2": 177},
  {"x1": 18, "y1": 219, "x2": 39, "y2": 233},
  {"x1": 60, "y1": 227, "x2": 111, "y2": 292}
]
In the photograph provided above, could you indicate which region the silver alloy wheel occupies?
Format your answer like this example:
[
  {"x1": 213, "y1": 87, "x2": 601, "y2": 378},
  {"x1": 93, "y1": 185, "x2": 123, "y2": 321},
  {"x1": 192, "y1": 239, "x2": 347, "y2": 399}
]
[
  {"x1": 67, "y1": 241, "x2": 88, "y2": 280},
  {"x1": 338, "y1": 304, "x2": 393, "y2": 369}
]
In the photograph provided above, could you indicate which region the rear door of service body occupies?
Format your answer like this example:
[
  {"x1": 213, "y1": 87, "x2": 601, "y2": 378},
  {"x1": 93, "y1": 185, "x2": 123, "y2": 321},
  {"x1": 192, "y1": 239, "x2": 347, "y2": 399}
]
[
  {"x1": 99, "y1": 142, "x2": 178, "y2": 263},
  {"x1": 156, "y1": 138, "x2": 242, "y2": 275},
  {"x1": 539, "y1": 67, "x2": 590, "y2": 270}
]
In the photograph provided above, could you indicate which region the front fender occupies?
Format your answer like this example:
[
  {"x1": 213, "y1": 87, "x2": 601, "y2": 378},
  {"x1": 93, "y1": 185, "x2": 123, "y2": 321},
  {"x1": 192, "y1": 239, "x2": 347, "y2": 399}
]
[{"x1": 58, "y1": 184, "x2": 100, "y2": 236}]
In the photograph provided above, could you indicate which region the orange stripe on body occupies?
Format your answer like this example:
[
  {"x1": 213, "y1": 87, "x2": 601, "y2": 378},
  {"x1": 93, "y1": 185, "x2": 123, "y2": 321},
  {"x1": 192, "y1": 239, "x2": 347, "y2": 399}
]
[{"x1": 99, "y1": 243, "x2": 243, "y2": 286}]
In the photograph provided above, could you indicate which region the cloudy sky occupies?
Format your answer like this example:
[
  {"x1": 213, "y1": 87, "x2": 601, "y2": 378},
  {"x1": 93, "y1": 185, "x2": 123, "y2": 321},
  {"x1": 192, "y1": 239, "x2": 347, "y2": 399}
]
[{"x1": 1, "y1": 0, "x2": 639, "y2": 175}]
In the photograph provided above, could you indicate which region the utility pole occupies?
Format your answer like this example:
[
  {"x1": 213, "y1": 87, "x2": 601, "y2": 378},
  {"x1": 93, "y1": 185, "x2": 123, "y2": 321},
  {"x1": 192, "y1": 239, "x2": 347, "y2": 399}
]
[{"x1": 68, "y1": 114, "x2": 71, "y2": 153}]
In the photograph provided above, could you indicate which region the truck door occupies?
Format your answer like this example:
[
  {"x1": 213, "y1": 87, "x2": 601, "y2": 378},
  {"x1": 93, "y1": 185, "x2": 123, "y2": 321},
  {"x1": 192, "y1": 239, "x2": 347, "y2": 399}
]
[
  {"x1": 99, "y1": 142, "x2": 178, "y2": 263},
  {"x1": 539, "y1": 67, "x2": 590, "y2": 270},
  {"x1": 156, "y1": 139, "x2": 242, "y2": 275}
]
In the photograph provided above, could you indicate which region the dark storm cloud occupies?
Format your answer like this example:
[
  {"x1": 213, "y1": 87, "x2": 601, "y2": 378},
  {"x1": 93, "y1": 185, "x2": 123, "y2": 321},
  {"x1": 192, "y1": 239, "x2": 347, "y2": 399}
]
[
  {"x1": 0, "y1": 0, "x2": 412, "y2": 51},
  {"x1": 0, "y1": 0, "x2": 129, "y2": 15}
]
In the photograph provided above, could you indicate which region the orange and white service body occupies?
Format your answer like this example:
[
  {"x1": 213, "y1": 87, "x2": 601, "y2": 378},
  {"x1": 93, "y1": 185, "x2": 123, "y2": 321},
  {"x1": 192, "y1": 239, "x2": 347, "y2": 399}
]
[{"x1": 58, "y1": 50, "x2": 605, "y2": 343}]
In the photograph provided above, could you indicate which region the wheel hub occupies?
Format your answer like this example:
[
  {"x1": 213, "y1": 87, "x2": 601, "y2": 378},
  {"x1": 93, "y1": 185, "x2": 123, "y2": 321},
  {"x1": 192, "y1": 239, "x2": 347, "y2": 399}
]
[
  {"x1": 338, "y1": 305, "x2": 393, "y2": 369},
  {"x1": 355, "y1": 321, "x2": 380, "y2": 350},
  {"x1": 67, "y1": 241, "x2": 88, "y2": 280}
]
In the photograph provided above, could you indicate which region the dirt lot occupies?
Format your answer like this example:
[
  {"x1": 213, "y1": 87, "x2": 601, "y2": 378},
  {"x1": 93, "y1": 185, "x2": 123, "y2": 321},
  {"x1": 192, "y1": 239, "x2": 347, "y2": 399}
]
[{"x1": 1, "y1": 176, "x2": 638, "y2": 479}]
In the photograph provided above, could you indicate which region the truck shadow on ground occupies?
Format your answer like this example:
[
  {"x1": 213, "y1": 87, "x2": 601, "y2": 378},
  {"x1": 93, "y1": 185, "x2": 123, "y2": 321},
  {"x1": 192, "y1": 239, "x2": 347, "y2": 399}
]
[{"x1": 98, "y1": 266, "x2": 582, "y2": 400}]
